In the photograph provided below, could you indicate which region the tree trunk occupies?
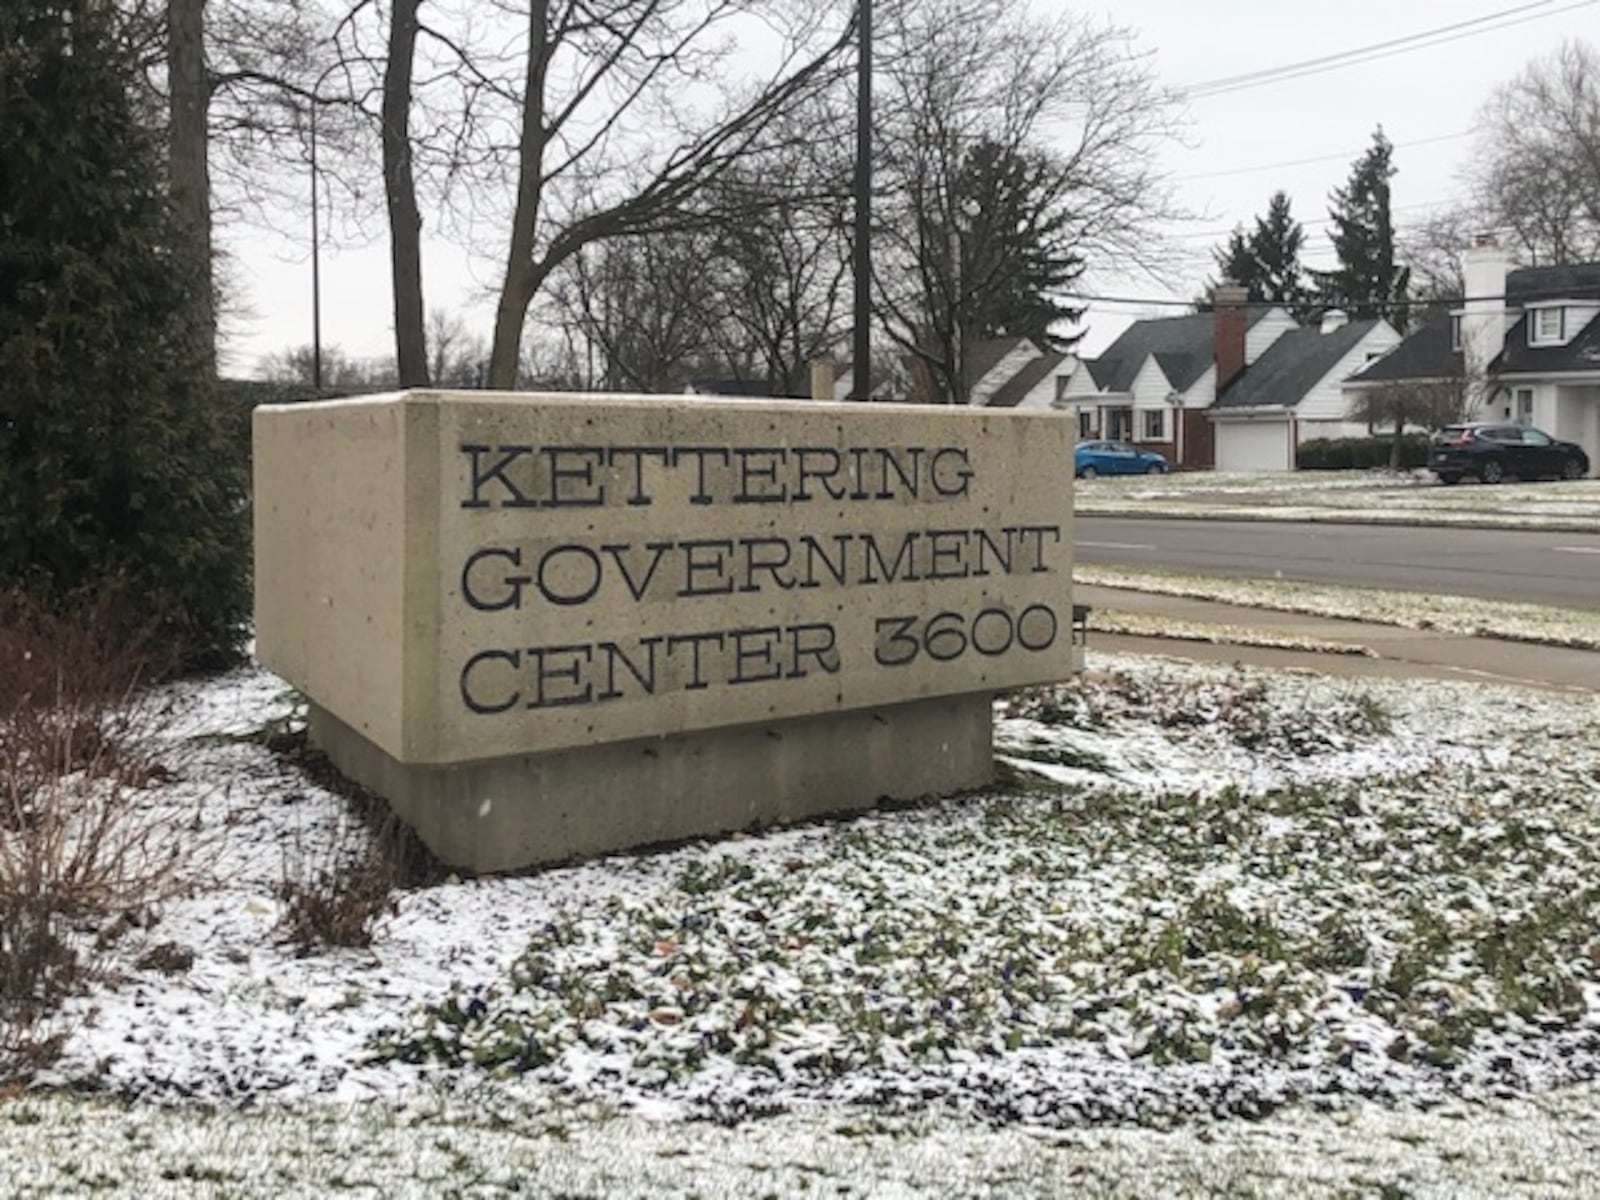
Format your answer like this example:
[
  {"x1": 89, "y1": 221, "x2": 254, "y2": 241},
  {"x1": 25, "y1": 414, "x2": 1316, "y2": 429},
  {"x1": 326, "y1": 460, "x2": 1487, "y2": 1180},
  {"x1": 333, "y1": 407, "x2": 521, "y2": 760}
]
[
  {"x1": 168, "y1": 0, "x2": 214, "y2": 371},
  {"x1": 483, "y1": 0, "x2": 553, "y2": 387},
  {"x1": 490, "y1": 263, "x2": 538, "y2": 389},
  {"x1": 488, "y1": 0, "x2": 552, "y2": 390},
  {"x1": 383, "y1": 0, "x2": 429, "y2": 387}
]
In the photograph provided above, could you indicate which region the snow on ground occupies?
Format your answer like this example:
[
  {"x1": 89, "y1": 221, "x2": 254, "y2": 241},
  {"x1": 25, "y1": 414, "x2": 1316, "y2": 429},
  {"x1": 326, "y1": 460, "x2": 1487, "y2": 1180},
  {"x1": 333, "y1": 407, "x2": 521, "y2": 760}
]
[
  {"x1": 1076, "y1": 472, "x2": 1600, "y2": 531},
  {"x1": 1077, "y1": 563, "x2": 1600, "y2": 650},
  {"x1": 1085, "y1": 609, "x2": 1376, "y2": 656},
  {"x1": 6, "y1": 653, "x2": 1600, "y2": 1194},
  {"x1": 4, "y1": 1083, "x2": 1600, "y2": 1198}
]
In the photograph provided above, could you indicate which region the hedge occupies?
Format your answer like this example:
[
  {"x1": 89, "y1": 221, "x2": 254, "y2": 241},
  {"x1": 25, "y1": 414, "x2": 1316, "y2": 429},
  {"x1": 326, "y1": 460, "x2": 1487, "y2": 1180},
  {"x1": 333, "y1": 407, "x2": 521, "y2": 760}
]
[{"x1": 1296, "y1": 433, "x2": 1431, "y2": 471}]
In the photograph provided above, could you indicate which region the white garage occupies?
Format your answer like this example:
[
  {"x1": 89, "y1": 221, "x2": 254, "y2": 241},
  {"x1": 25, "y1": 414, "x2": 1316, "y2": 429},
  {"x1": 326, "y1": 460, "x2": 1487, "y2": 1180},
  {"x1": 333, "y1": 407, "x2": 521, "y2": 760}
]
[{"x1": 1212, "y1": 412, "x2": 1294, "y2": 472}]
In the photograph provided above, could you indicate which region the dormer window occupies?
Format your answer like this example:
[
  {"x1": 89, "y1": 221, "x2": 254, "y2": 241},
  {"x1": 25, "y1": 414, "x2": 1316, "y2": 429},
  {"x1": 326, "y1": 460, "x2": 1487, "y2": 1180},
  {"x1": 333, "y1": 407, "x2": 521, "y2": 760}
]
[{"x1": 1531, "y1": 306, "x2": 1565, "y2": 345}]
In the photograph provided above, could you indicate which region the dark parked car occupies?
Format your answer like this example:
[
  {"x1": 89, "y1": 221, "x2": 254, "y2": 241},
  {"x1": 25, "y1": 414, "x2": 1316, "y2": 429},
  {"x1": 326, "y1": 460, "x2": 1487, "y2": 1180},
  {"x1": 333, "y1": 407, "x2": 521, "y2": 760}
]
[
  {"x1": 1075, "y1": 440, "x2": 1168, "y2": 479},
  {"x1": 1429, "y1": 423, "x2": 1590, "y2": 484}
]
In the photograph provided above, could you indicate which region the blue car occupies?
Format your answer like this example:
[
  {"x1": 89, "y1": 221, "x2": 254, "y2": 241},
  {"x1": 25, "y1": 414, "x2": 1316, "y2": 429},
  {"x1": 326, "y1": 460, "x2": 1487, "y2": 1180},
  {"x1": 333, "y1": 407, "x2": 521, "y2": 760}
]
[{"x1": 1074, "y1": 439, "x2": 1168, "y2": 479}]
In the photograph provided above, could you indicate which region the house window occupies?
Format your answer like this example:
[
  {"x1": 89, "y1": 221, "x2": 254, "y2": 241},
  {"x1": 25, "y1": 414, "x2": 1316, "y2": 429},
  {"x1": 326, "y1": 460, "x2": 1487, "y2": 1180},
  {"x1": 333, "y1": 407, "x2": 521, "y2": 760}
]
[
  {"x1": 1141, "y1": 409, "x2": 1166, "y2": 441},
  {"x1": 1531, "y1": 307, "x2": 1564, "y2": 344},
  {"x1": 1515, "y1": 387, "x2": 1534, "y2": 426},
  {"x1": 1449, "y1": 314, "x2": 1462, "y2": 351},
  {"x1": 1078, "y1": 409, "x2": 1095, "y2": 438}
]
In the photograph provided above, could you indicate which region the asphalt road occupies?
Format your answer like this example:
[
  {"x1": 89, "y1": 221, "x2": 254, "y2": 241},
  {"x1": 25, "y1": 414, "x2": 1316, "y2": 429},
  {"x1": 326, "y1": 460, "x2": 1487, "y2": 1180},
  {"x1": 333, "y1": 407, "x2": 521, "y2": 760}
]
[{"x1": 1075, "y1": 517, "x2": 1600, "y2": 612}]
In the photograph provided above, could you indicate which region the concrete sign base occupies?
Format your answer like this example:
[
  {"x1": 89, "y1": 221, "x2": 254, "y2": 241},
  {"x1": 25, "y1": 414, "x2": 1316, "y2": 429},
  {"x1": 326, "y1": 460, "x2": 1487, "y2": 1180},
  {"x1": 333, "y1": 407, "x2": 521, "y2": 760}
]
[{"x1": 309, "y1": 694, "x2": 992, "y2": 872}]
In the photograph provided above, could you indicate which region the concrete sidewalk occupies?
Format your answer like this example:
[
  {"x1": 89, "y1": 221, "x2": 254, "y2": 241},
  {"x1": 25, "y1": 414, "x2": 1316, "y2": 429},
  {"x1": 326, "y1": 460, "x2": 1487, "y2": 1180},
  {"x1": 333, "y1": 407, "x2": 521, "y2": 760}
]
[{"x1": 1078, "y1": 584, "x2": 1600, "y2": 696}]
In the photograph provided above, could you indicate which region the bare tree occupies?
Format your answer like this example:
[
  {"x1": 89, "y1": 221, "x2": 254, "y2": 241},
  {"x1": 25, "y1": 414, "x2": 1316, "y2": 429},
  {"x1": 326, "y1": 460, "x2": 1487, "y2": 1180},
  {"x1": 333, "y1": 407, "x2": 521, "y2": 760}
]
[
  {"x1": 382, "y1": 0, "x2": 427, "y2": 385},
  {"x1": 262, "y1": 343, "x2": 398, "y2": 391},
  {"x1": 499, "y1": 5, "x2": 856, "y2": 387},
  {"x1": 695, "y1": 122, "x2": 855, "y2": 395},
  {"x1": 427, "y1": 309, "x2": 488, "y2": 387},
  {"x1": 547, "y1": 236, "x2": 725, "y2": 392},
  {"x1": 120, "y1": 0, "x2": 370, "y2": 365},
  {"x1": 519, "y1": 327, "x2": 593, "y2": 391},
  {"x1": 1347, "y1": 373, "x2": 1469, "y2": 468},
  {"x1": 872, "y1": 0, "x2": 1180, "y2": 404},
  {"x1": 535, "y1": 97, "x2": 854, "y2": 397},
  {"x1": 339, "y1": 1, "x2": 857, "y2": 389},
  {"x1": 1468, "y1": 39, "x2": 1600, "y2": 264},
  {"x1": 1399, "y1": 206, "x2": 1474, "y2": 318}
]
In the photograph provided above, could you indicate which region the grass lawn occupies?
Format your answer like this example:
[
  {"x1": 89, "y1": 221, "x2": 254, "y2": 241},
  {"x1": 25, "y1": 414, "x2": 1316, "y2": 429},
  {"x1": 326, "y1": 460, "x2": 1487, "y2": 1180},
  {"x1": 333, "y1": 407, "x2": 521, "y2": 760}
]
[
  {"x1": 5, "y1": 655, "x2": 1599, "y2": 1195},
  {"x1": 1076, "y1": 471, "x2": 1600, "y2": 532}
]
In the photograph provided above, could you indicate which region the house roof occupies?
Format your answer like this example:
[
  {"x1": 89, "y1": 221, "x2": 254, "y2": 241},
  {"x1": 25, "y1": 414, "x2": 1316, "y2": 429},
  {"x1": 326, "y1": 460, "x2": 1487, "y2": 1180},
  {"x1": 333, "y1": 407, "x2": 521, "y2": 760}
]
[
  {"x1": 968, "y1": 337, "x2": 1028, "y2": 385},
  {"x1": 985, "y1": 352, "x2": 1067, "y2": 408},
  {"x1": 1082, "y1": 307, "x2": 1275, "y2": 395},
  {"x1": 1213, "y1": 319, "x2": 1383, "y2": 411},
  {"x1": 688, "y1": 377, "x2": 774, "y2": 397},
  {"x1": 1506, "y1": 261, "x2": 1600, "y2": 303},
  {"x1": 1346, "y1": 314, "x2": 1461, "y2": 384},
  {"x1": 1497, "y1": 309, "x2": 1600, "y2": 375},
  {"x1": 1348, "y1": 260, "x2": 1600, "y2": 386},
  {"x1": 1084, "y1": 356, "x2": 1122, "y2": 390}
]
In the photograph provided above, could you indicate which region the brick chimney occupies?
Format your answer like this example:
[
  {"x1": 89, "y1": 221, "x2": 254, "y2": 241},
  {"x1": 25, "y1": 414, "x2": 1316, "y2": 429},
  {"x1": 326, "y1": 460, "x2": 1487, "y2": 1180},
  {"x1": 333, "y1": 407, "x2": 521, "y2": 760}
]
[{"x1": 1213, "y1": 284, "x2": 1249, "y2": 392}]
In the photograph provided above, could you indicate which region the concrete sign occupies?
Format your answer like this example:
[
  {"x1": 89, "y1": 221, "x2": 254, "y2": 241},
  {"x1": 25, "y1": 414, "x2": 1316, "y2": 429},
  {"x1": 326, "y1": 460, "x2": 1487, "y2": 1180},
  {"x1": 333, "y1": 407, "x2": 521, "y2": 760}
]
[{"x1": 254, "y1": 392, "x2": 1077, "y2": 870}]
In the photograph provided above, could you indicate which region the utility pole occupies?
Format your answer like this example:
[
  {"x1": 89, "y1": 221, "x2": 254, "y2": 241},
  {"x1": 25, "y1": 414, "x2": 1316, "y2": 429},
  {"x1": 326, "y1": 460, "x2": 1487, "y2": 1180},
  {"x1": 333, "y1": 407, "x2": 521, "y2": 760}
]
[{"x1": 851, "y1": 0, "x2": 872, "y2": 400}]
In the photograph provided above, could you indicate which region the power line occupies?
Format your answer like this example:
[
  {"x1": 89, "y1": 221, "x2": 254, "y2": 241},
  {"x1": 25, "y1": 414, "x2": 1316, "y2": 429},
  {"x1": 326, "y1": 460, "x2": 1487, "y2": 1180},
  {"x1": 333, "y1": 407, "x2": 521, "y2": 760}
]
[
  {"x1": 1173, "y1": 198, "x2": 1460, "y2": 242},
  {"x1": 1179, "y1": 0, "x2": 1592, "y2": 99},
  {"x1": 1179, "y1": 1, "x2": 1553, "y2": 94},
  {"x1": 1175, "y1": 131, "x2": 1472, "y2": 183}
]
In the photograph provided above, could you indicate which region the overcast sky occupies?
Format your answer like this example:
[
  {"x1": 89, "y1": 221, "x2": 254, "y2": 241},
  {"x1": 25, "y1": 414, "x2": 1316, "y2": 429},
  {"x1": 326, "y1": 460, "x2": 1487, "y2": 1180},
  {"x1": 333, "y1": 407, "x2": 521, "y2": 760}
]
[{"x1": 219, "y1": 0, "x2": 1593, "y2": 376}]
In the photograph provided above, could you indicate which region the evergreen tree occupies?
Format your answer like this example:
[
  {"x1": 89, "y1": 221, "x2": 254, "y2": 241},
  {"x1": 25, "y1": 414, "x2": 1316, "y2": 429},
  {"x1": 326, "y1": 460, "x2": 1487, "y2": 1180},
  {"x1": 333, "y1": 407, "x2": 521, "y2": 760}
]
[
  {"x1": 1213, "y1": 227, "x2": 1259, "y2": 294},
  {"x1": 1311, "y1": 128, "x2": 1411, "y2": 328},
  {"x1": 1251, "y1": 192, "x2": 1309, "y2": 313},
  {"x1": 0, "y1": 0, "x2": 250, "y2": 668},
  {"x1": 954, "y1": 139, "x2": 1087, "y2": 350},
  {"x1": 1211, "y1": 191, "x2": 1309, "y2": 317}
]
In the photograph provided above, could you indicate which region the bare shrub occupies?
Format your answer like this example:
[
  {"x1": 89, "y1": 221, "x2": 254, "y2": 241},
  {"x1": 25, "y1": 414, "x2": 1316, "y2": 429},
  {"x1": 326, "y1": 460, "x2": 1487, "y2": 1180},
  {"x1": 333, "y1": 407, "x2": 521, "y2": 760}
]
[
  {"x1": 277, "y1": 823, "x2": 401, "y2": 953},
  {"x1": 275, "y1": 741, "x2": 440, "y2": 954},
  {"x1": 0, "y1": 582, "x2": 194, "y2": 1078}
]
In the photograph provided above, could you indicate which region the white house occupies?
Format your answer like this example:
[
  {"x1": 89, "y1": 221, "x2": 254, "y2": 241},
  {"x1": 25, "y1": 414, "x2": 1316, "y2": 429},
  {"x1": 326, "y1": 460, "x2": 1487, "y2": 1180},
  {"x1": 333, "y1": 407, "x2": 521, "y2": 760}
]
[
  {"x1": 1345, "y1": 238, "x2": 1600, "y2": 470},
  {"x1": 1062, "y1": 290, "x2": 1294, "y2": 467},
  {"x1": 1062, "y1": 286, "x2": 1395, "y2": 470},
  {"x1": 827, "y1": 336, "x2": 1076, "y2": 408},
  {"x1": 1208, "y1": 311, "x2": 1400, "y2": 471}
]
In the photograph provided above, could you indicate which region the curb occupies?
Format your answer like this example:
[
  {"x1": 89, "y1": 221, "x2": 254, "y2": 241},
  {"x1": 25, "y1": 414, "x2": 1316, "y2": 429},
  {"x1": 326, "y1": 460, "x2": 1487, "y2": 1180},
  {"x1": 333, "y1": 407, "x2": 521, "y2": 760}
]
[{"x1": 1074, "y1": 507, "x2": 1600, "y2": 534}]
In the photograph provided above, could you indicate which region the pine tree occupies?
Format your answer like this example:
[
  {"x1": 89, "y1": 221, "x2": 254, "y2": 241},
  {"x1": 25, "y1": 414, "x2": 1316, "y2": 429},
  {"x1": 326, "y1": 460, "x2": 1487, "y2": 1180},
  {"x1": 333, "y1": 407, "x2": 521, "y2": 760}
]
[
  {"x1": 0, "y1": 0, "x2": 250, "y2": 668},
  {"x1": 1252, "y1": 192, "x2": 1309, "y2": 313},
  {"x1": 955, "y1": 139, "x2": 1087, "y2": 351},
  {"x1": 1211, "y1": 191, "x2": 1308, "y2": 317},
  {"x1": 1213, "y1": 227, "x2": 1259, "y2": 293},
  {"x1": 1311, "y1": 128, "x2": 1411, "y2": 328}
]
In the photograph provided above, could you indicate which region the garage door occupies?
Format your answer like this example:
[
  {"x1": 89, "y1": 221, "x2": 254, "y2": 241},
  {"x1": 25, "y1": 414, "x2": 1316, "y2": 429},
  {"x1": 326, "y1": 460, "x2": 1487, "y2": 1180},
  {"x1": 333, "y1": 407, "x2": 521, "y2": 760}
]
[{"x1": 1215, "y1": 419, "x2": 1292, "y2": 471}]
